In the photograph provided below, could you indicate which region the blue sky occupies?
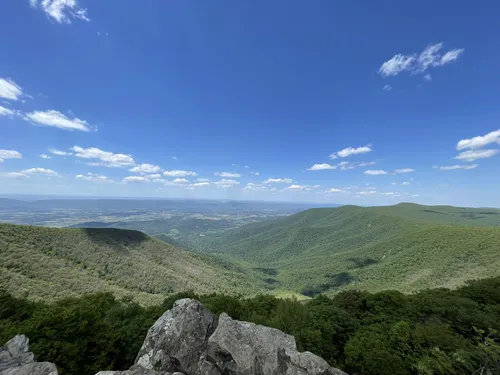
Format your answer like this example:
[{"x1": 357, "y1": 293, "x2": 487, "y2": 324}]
[{"x1": 0, "y1": 0, "x2": 499, "y2": 206}]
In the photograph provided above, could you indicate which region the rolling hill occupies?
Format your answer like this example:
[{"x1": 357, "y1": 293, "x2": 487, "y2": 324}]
[
  {"x1": 198, "y1": 203, "x2": 500, "y2": 296},
  {"x1": 0, "y1": 223, "x2": 262, "y2": 305}
]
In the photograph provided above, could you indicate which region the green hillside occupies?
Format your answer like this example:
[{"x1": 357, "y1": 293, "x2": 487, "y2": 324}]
[
  {"x1": 0, "y1": 223, "x2": 262, "y2": 305},
  {"x1": 199, "y1": 203, "x2": 500, "y2": 296}
]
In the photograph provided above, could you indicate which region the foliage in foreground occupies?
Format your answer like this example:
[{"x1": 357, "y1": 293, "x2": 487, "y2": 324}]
[{"x1": 2, "y1": 277, "x2": 500, "y2": 375}]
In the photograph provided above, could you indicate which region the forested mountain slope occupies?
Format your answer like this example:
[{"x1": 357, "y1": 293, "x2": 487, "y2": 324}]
[
  {"x1": 0, "y1": 223, "x2": 262, "y2": 305},
  {"x1": 198, "y1": 203, "x2": 500, "y2": 296}
]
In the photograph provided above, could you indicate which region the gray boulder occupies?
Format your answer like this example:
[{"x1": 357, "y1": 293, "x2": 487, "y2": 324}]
[
  {"x1": 135, "y1": 299, "x2": 217, "y2": 374},
  {"x1": 96, "y1": 364, "x2": 176, "y2": 375},
  {"x1": 275, "y1": 348, "x2": 346, "y2": 375},
  {"x1": 0, "y1": 335, "x2": 58, "y2": 375}
]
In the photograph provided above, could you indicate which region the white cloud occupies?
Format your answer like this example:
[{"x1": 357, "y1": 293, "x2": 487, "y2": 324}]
[
  {"x1": 214, "y1": 179, "x2": 240, "y2": 188},
  {"x1": 0, "y1": 150, "x2": 22, "y2": 164},
  {"x1": 423, "y1": 73, "x2": 432, "y2": 81},
  {"x1": 263, "y1": 178, "x2": 293, "y2": 184},
  {"x1": 359, "y1": 190, "x2": 377, "y2": 195},
  {"x1": 307, "y1": 163, "x2": 336, "y2": 171},
  {"x1": 381, "y1": 192, "x2": 395, "y2": 195},
  {"x1": 0, "y1": 78, "x2": 23, "y2": 101},
  {"x1": 49, "y1": 148, "x2": 73, "y2": 156},
  {"x1": 441, "y1": 49, "x2": 465, "y2": 65},
  {"x1": 30, "y1": 0, "x2": 90, "y2": 24},
  {"x1": 0, "y1": 105, "x2": 20, "y2": 117},
  {"x1": 40, "y1": 154, "x2": 51, "y2": 159},
  {"x1": 401, "y1": 182, "x2": 410, "y2": 186},
  {"x1": 24, "y1": 110, "x2": 93, "y2": 131},
  {"x1": 173, "y1": 178, "x2": 189, "y2": 184},
  {"x1": 144, "y1": 174, "x2": 162, "y2": 179},
  {"x1": 0, "y1": 172, "x2": 29, "y2": 179},
  {"x1": 330, "y1": 145, "x2": 372, "y2": 159},
  {"x1": 192, "y1": 182, "x2": 210, "y2": 187},
  {"x1": 439, "y1": 164, "x2": 478, "y2": 170},
  {"x1": 163, "y1": 170, "x2": 197, "y2": 177},
  {"x1": 244, "y1": 165, "x2": 250, "y2": 169},
  {"x1": 214, "y1": 172, "x2": 241, "y2": 178},
  {"x1": 378, "y1": 43, "x2": 464, "y2": 77},
  {"x1": 379, "y1": 54, "x2": 416, "y2": 77},
  {"x1": 123, "y1": 176, "x2": 148, "y2": 183},
  {"x1": 394, "y1": 168, "x2": 415, "y2": 174},
  {"x1": 327, "y1": 188, "x2": 344, "y2": 193},
  {"x1": 383, "y1": 85, "x2": 392, "y2": 91},
  {"x1": 129, "y1": 163, "x2": 162, "y2": 174},
  {"x1": 21, "y1": 168, "x2": 59, "y2": 176},
  {"x1": 455, "y1": 149, "x2": 499, "y2": 162},
  {"x1": 76, "y1": 172, "x2": 109, "y2": 182},
  {"x1": 338, "y1": 161, "x2": 376, "y2": 170},
  {"x1": 456, "y1": 129, "x2": 500, "y2": 150},
  {"x1": 72, "y1": 146, "x2": 135, "y2": 168},
  {"x1": 285, "y1": 184, "x2": 307, "y2": 190},
  {"x1": 250, "y1": 171, "x2": 260, "y2": 176},
  {"x1": 197, "y1": 178, "x2": 210, "y2": 182},
  {"x1": 172, "y1": 156, "x2": 178, "y2": 160},
  {"x1": 364, "y1": 170, "x2": 388, "y2": 175}
]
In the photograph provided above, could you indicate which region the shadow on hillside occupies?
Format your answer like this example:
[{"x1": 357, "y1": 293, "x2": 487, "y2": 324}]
[
  {"x1": 347, "y1": 257, "x2": 378, "y2": 269},
  {"x1": 81, "y1": 228, "x2": 149, "y2": 252},
  {"x1": 301, "y1": 272, "x2": 357, "y2": 298}
]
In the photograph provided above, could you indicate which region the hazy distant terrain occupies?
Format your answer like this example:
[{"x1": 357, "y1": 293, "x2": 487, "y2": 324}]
[{"x1": 0, "y1": 197, "x2": 337, "y2": 246}]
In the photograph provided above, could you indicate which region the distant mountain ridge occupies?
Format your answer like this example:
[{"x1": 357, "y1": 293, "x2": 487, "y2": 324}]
[{"x1": 198, "y1": 203, "x2": 500, "y2": 296}]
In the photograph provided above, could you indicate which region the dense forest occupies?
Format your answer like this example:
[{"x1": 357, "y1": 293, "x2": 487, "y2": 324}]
[
  {"x1": 2, "y1": 276, "x2": 500, "y2": 375},
  {"x1": 197, "y1": 203, "x2": 500, "y2": 295}
]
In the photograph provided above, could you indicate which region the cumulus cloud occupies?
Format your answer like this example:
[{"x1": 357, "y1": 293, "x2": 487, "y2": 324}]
[
  {"x1": 30, "y1": 0, "x2": 90, "y2": 23},
  {"x1": 358, "y1": 190, "x2": 377, "y2": 195},
  {"x1": 72, "y1": 146, "x2": 135, "y2": 168},
  {"x1": 364, "y1": 170, "x2": 388, "y2": 175},
  {"x1": 455, "y1": 149, "x2": 499, "y2": 162},
  {"x1": 214, "y1": 172, "x2": 241, "y2": 178},
  {"x1": 394, "y1": 168, "x2": 415, "y2": 174},
  {"x1": 379, "y1": 43, "x2": 464, "y2": 77},
  {"x1": 129, "y1": 163, "x2": 162, "y2": 174},
  {"x1": 327, "y1": 188, "x2": 344, "y2": 193},
  {"x1": 0, "y1": 78, "x2": 23, "y2": 101},
  {"x1": 307, "y1": 163, "x2": 336, "y2": 171},
  {"x1": 40, "y1": 154, "x2": 51, "y2": 159},
  {"x1": 24, "y1": 110, "x2": 93, "y2": 132},
  {"x1": 0, "y1": 105, "x2": 20, "y2": 117},
  {"x1": 173, "y1": 178, "x2": 189, "y2": 184},
  {"x1": 424, "y1": 74, "x2": 432, "y2": 81},
  {"x1": 456, "y1": 129, "x2": 500, "y2": 150},
  {"x1": 330, "y1": 145, "x2": 372, "y2": 159},
  {"x1": 21, "y1": 168, "x2": 59, "y2": 176},
  {"x1": 439, "y1": 164, "x2": 478, "y2": 170},
  {"x1": 263, "y1": 178, "x2": 293, "y2": 184},
  {"x1": 383, "y1": 85, "x2": 392, "y2": 91},
  {"x1": 163, "y1": 170, "x2": 197, "y2": 177},
  {"x1": 76, "y1": 172, "x2": 110, "y2": 182},
  {"x1": 214, "y1": 179, "x2": 240, "y2": 188},
  {"x1": 144, "y1": 174, "x2": 162, "y2": 179},
  {"x1": 49, "y1": 148, "x2": 73, "y2": 156},
  {"x1": 192, "y1": 182, "x2": 210, "y2": 187},
  {"x1": 0, "y1": 150, "x2": 22, "y2": 164},
  {"x1": 250, "y1": 171, "x2": 260, "y2": 176},
  {"x1": 123, "y1": 176, "x2": 148, "y2": 183},
  {"x1": 381, "y1": 192, "x2": 395, "y2": 195},
  {"x1": 401, "y1": 182, "x2": 410, "y2": 186}
]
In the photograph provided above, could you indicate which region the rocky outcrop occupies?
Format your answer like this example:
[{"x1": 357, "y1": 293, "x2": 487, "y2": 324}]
[
  {"x1": 2, "y1": 299, "x2": 347, "y2": 375},
  {"x1": 0, "y1": 335, "x2": 58, "y2": 375},
  {"x1": 132, "y1": 299, "x2": 347, "y2": 375}
]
